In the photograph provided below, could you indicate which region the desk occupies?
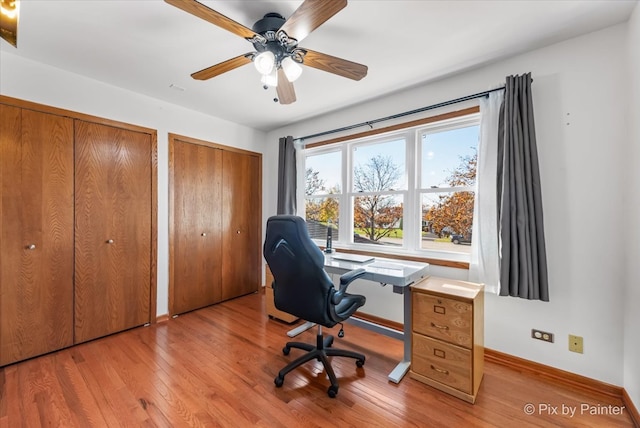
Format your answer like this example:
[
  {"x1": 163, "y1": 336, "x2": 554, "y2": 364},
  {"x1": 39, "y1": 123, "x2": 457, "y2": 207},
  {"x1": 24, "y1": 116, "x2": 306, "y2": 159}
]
[{"x1": 287, "y1": 252, "x2": 430, "y2": 383}]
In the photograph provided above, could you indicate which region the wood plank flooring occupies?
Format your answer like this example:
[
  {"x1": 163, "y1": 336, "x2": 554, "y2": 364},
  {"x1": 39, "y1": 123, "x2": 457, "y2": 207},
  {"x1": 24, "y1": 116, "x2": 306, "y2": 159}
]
[{"x1": 0, "y1": 292, "x2": 634, "y2": 427}]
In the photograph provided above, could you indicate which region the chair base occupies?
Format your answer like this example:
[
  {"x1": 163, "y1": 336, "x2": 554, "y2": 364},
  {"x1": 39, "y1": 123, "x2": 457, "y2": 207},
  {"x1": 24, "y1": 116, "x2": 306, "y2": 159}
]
[{"x1": 274, "y1": 331, "x2": 365, "y2": 398}]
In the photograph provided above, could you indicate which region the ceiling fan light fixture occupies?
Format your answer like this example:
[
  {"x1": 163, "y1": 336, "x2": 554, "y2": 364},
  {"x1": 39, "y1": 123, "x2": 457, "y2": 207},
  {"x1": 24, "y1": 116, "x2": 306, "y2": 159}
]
[
  {"x1": 281, "y1": 56, "x2": 302, "y2": 82},
  {"x1": 0, "y1": 0, "x2": 19, "y2": 47},
  {"x1": 261, "y1": 68, "x2": 278, "y2": 87},
  {"x1": 254, "y1": 51, "x2": 275, "y2": 75}
]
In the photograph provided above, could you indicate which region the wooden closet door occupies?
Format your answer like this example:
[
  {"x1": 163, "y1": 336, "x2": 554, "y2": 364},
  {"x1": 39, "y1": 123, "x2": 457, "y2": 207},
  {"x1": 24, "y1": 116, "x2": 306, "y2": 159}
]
[
  {"x1": 0, "y1": 106, "x2": 74, "y2": 366},
  {"x1": 221, "y1": 150, "x2": 261, "y2": 300},
  {"x1": 170, "y1": 140, "x2": 222, "y2": 314},
  {"x1": 74, "y1": 120, "x2": 151, "y2": 343}
]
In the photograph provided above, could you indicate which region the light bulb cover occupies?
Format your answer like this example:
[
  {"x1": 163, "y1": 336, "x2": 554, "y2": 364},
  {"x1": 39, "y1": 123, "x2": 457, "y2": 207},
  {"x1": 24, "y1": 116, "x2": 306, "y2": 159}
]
[
  {"x1": 261, "y1": 68, "x2": 278, "y2": 87},
  {"x1": 281, "y1": 56, "x2": 302, "y2": 82},
  {"x1": 254, "y1": 51, "x2": 275, "y2": 75}
]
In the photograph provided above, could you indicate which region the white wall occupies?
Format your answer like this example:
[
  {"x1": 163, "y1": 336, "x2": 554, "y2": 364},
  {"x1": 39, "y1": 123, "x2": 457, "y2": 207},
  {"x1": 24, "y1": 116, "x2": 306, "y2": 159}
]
[
  {"x1": 0, "y1": 52, "x2": 267, "y2": 317},
  {"x1": 624, "y1": 2, "x2": 640, "y2": 410},
  {"x1": 267, "y1": 24, "x2": 631, "y2": 387}
]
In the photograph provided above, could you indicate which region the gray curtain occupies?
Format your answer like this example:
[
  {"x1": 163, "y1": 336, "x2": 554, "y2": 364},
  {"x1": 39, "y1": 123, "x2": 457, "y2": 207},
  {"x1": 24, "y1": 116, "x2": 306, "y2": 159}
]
[
  {"x1": 497, "y1": 73, "x2": 549, "y2": 301},
  {"x1": 277, "y1": 136, "x2": 297, "y2": 215}
]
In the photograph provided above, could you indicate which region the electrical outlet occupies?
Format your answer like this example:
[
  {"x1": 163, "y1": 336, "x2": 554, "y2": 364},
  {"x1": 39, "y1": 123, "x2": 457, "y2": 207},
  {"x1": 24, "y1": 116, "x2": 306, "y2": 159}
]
[
  {"x1": 569, "y1": 334, "x2": 583, "y2": 353},
  {"x1": 531, "y1": 329, "x2": 554, "y2": 343}
]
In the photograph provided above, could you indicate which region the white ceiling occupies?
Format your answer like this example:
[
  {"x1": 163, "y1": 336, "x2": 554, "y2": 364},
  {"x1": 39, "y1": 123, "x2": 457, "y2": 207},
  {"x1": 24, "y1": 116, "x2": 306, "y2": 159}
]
[{"x1": 1, "y1": 0, "x2": 636, "y2": 131}]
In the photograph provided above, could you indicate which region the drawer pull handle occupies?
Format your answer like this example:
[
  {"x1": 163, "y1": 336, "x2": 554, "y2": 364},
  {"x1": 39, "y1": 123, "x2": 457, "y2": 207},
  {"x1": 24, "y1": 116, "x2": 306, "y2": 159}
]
[
  {"x1": 431, "y1": 322, "x2": 449, "y2": 330},
  {"x1": 430, "y1": 365, "x2": 449, "y2": 375}
]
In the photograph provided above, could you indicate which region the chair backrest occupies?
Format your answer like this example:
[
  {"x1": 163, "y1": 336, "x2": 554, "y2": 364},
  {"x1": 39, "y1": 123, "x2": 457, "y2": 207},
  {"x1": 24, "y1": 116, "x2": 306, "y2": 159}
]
[{"x1": 263, "y1": 215, "x2": 337, "y2": 326}]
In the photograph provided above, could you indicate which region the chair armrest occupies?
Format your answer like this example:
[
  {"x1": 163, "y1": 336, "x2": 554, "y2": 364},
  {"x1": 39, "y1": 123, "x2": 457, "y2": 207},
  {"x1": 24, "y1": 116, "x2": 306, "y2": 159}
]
[
  {"x1": 339, "y1": 268, "x2": 367, "y2": 286},
  {"x1": 332, "y1": 268, "x2": 367, "y2": 304}
]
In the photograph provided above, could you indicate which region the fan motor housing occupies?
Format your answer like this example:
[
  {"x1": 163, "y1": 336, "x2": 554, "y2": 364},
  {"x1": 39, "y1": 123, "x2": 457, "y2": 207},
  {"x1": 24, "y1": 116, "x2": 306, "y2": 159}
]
[{"x1": 252, "y1": 13, "x2": 286, "y2": 35}]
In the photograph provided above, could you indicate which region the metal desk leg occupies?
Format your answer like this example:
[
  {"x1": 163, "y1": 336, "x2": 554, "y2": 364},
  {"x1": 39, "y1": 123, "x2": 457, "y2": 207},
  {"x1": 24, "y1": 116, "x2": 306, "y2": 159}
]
[
  {"x1": 287, "y1": 321, "x2": 315, "y2": 337},
  {"x1": 388, "y1": 287, "x2": 412, "y2": 383}
]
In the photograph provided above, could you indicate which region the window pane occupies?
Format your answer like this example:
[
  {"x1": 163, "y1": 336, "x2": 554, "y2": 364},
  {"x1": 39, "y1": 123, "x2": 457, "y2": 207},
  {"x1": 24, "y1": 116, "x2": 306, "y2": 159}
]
[
  {"x1": 353, "y1": 195, "x2": 403, "y2": 247},
  {"x1": 305, "y1": 151, "x2": 341, "y2": 195},
  {"x1": 305, "y1": 197, "x2": 339, "y2": 241},
  {"x1": 421, "y1": 191, "x2": 474, "y2": 253},
  {"x1": 353, "y1": 138, "x2": 406, "y2": 192},
  {"x1": 422, "y1": 126, "x2": 479, "y2": 189}
]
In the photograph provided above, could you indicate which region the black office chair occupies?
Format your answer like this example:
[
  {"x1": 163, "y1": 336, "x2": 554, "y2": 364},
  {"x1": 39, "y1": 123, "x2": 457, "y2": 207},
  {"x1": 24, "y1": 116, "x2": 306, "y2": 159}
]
[{"x1": 263, "y1": 215, "x2": 367, "y2": 398}]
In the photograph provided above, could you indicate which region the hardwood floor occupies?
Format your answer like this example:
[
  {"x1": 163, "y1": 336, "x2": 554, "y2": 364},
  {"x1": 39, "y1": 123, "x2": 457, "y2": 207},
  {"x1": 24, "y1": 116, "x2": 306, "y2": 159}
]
[{"x1": 0, "y1": 292, "x2": 634, "y2": 427}]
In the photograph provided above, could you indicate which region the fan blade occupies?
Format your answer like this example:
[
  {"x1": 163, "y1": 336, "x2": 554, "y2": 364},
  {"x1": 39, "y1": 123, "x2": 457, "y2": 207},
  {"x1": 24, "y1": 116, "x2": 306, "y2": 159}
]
[
  {"x1": 165, "y1": 0, "x2": 257, "y2": 39},
  {"x1": 191, "y1": 54, "x2": 252, "y2": 80},
  {"x1": 302, "y1": 49, "x2": 367, "y2": 81},
  {"x1": 276, "y1": 68, "x2": 296, "y2": 105},
  {"x1": 279, "y1": 0, "x2": 347, "y2": 43}
]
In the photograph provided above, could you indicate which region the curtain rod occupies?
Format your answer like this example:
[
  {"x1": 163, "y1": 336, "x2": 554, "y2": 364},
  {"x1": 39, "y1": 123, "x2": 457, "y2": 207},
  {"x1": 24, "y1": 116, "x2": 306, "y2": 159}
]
[{"x1": 295, "y1": 86, "x2": 505, "y2": 142}]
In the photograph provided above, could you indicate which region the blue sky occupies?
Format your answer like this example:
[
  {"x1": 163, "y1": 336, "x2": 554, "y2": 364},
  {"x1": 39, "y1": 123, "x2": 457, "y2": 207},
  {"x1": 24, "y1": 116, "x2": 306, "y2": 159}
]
[{"x1": 306, "y1": 124, "x2": 479, "y2": 194}]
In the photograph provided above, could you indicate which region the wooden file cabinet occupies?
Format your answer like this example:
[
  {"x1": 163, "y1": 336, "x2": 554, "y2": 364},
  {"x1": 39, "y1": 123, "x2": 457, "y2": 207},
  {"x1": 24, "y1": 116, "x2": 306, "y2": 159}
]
[
  {"x1": 410, "y1": 277, "x2": 484, "y2": 403},
  {"x1": 265, "y1": 265, "x2": 298, "y2": 323}
]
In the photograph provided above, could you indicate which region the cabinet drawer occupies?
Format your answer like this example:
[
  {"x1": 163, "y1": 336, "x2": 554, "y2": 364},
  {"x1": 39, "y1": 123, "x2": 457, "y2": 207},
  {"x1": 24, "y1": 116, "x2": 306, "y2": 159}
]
[
  {"x1": 413, "y1": 292, "x2": 472, "y2": 348},
  {"x1": 412, "y1": 334, "x2": 472, "y2": 394}
]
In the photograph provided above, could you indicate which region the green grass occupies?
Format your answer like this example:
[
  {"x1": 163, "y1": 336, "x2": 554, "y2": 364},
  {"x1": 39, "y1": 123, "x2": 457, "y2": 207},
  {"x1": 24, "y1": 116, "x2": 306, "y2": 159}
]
[{"x1": 354, "y1": 228, "x2": 404, "y2": 239}]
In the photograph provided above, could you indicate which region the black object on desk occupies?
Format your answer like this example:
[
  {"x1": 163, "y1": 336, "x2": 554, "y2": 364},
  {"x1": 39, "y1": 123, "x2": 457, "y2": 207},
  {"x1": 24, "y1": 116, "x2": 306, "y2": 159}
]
[{"x1": 324, "y1": 224, "x2": 333, "y2": 253}]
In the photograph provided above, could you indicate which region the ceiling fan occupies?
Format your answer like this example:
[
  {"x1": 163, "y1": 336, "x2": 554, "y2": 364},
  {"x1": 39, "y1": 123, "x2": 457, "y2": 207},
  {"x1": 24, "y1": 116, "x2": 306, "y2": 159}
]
[{"x1": 165, "y1": 0, "x2": 368, "y2": 105}]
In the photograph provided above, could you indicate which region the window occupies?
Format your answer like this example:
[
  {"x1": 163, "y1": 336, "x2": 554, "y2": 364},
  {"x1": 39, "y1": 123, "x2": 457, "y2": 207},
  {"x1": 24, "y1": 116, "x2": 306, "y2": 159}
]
[
  {"x1": 302, "y1": 110, "x2": 480, "y2": 260},
  {"x1": 304, "y1": 150, "x2": 341, "y2": 241}
]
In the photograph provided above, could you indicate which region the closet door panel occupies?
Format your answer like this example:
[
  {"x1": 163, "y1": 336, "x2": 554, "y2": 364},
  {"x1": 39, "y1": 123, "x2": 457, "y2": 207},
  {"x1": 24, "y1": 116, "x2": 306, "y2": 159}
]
[
  {"x1": 74, "y1": 121, "x2": 151, "y2": 343},
  {"x1": 171, "y1": 140, "x2": 222, "y2": 314},
  {"x1": 0, "y1": 107, "x2": 74, "y2": 365},
  {"x1": 221, "y1": 150, "x2": 260, "y2": 300}
]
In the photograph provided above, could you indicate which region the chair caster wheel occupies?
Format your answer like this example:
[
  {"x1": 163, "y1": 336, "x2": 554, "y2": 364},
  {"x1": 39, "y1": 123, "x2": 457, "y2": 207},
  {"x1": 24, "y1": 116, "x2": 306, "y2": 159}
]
[
  {"x1": 282, "y1": 346, "x2": 290, "y2": 355},
  {"x1": 327, "y1": 385, "x2": 338, "y2": 398},
  {"x1": 274, "y1": 375, "x2": 284, "y2": 387},
  {"x1": 356, "y1": 358, "x2": 365, "y2": 368}
]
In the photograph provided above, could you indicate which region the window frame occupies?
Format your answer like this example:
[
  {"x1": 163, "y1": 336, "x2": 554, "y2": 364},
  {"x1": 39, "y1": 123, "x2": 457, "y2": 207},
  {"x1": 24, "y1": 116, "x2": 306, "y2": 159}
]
[{"x1": 300, "y1": 107, "x2": 480, "y2": 266}]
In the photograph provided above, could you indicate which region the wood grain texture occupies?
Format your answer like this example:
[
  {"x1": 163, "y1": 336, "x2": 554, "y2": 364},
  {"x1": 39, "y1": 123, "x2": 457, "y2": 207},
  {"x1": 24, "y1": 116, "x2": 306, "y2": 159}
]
[
  {"x1": 0, "y1": 106, "x2": 74, "y2": 366},
  {"x1": 170, "y1": 138, "x2": 223, "y2": 314},
  {"x1": 221, "y1": 150, "x2": 261, "y2": 301},
  {"x1": 0, "y1": 292, "x2": 634, "y2": 427},
  {"x1": 74, "y1": 120, "x2": 152, "y2": 343},
  {"x1": 302, "y1": 48, "x2": 368, "y2": 81},
  {"x1": 276, "y1": 68, "x2": 296, "y2": 104},
  {"x1": 164, "y1": 0, "x2": 257, "y2": 39},
  {"x1": 280, "y1": 0, "x2": 347, "y2": 43},
  {"x1": 191, "y1": 54, "x2": 252, "y2": 80},
  {"x1": 413, "y1": 292, "x2": 473, "y2": 347}
]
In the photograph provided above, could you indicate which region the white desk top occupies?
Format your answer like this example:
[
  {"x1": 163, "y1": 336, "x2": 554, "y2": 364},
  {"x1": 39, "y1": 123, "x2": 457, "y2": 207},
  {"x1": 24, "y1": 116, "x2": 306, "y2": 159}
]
[{"x1": 324, "y1": 252, "x2": 429, "y2": 287}]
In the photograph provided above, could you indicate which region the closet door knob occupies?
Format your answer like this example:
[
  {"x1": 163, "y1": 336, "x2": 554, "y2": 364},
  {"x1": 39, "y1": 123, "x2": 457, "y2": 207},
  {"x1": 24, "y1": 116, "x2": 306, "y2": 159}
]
[
  {"x1": 106, "y1": 239, "x2": 114, "y2": 244},
  {"x1": 201, "y1": 233, "x2": 207, "y2": 237},
  {"x1": 236, "y1": 230, "x2": 241, "y2": 234},
  {"x1": 27, "y1": 244, "x2": 36, "y2": 250}
]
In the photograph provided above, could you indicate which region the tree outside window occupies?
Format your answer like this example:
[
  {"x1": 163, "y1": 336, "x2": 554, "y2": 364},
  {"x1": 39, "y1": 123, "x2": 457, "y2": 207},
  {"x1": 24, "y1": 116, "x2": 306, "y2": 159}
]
[{"x1": 302, "y1": 113, "x2": 480, "y2": 257}]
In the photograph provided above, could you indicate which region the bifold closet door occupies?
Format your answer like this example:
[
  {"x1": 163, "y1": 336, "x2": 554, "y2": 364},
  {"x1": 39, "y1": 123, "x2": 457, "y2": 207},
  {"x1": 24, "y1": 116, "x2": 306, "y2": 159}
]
[
  {"x1": 221, "y1": 150, "x2": 261, "y2": 301},
  {"x1": 74, "y1": 120, "x2": 152, "y2": 343},
  {"x1": 170, "y1": 140, "x2": 222, "y2": 314},
  {"x1": 0, "y1": 106, "x2": 74, "y2": 366}
]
